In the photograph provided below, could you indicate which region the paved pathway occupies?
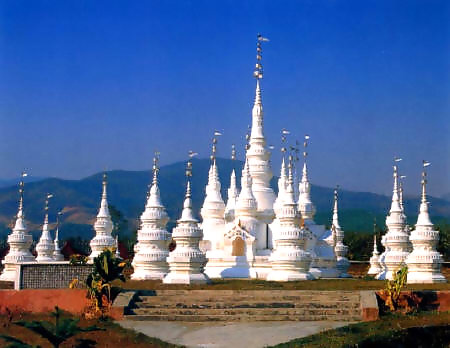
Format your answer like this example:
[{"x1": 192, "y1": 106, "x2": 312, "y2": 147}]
[{"x1": 118, "y1": 320, "x2": 351, "y2": 348}]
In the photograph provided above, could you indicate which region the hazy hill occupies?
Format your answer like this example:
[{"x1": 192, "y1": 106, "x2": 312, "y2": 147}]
[{"x1": 0, "y1": 158, "x2": 449, "y2": 240}]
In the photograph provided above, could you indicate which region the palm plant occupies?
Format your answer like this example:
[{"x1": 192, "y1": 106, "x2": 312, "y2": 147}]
[{"x1": 85, "y1": 248, "x2": 128, "y2": 313}]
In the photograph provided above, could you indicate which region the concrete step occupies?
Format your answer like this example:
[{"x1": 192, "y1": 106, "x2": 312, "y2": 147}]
[
  {"x1": 137, "y1": 294, "x2": 360, "y2": 302},
  {"x1": 134, "y1": 300, "x2": 360, "y2": 310},
  {"x1": 136, "y1": 290, "x2": 359, "y2": 296},
  {"x1": 124, "y1": 313, "x2": 363, "y2": 322},
  {"x1": 131, "y1": 307, "x2": 361, "y2": 317}
]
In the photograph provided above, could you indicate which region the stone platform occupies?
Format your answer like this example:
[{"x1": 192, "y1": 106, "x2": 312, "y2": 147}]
[{"x1": 123, "y1": 289, "x2": 378, "y2": 322}]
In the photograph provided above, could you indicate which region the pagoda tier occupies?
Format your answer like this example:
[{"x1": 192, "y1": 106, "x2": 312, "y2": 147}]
[
  {"x1": 89, "y1": 174, "x2": 115, "y2": 262},
  {"x1": 0, "y1": 181, "x2": 35, "y2": 281},
  {"x1": 164, "y1": 179, "x2": 210, "y2": 284},
  {"x1": 377, "y1": 164, "x2": 410, "y2": 280},
  {"x1": 267, "y1": 163, "x2": 313, "y2": 281},
  {"x1": 406, "y1": 166, "x2": 446, "y2": 283},
  {"x1": 132, "y1": 161, "x2": 170, "y2": 280}
]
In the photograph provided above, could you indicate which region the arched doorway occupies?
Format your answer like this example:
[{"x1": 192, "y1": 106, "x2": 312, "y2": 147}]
[{"x1": 232, "y1": 237, "x2": 245, "y2": 256}]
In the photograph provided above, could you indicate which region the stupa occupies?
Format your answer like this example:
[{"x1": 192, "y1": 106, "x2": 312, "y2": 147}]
[
  {"x1": 246, "y1": 35, "x2": 276, "y2": 254},
  {"x1": 53, "y1": 212, "x2": 64, "y2": 261},
  {"x1": 163, "y1": 159, "x2": 210, "y2": 284},
  {"x1": 331, "y1": 188, "x2": 350, "y2": 278},
  {"x1": 36, "y1": 194, "x2": 55, "y2": 262},
  {"x1": 89, "y1": 173, "x2": 115, "y2": 261},
  {"x1": 132, "y1": 156, "x2": 171, "y2": 280},
  {"x1": 267, "y1": 159, "x2": 313, "y2": 281},
  {"x1": 367, "y1": 223, "x2": 382, "y2": 276},
  {"x1": 205, "y1": 158, "x2": 258, "y2": 278},
  {"x1": 406, "y1": 162, "x2": 446, "y2": 283},
  {"x1": 298, "y1": 137, "x2": 339, "y2": 279},
  {"x1": 377, "y1": 160, "x2": 410, "y2": 280},
  {"x1": 0, "y1": 176, "x2": 35, "y2": 281},
  {"x1": 200, "y1": 136, "x2": 226, "y2": 253}
]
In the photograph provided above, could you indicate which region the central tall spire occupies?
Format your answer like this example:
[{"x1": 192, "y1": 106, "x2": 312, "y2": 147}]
[{"x1": 246, "y1": 34, "x2": 276, "y2": 216}]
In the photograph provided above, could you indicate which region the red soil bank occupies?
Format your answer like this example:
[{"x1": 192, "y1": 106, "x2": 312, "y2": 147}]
[{"x1": 0, "y1": 289, "x2": 88, "y2": 315}]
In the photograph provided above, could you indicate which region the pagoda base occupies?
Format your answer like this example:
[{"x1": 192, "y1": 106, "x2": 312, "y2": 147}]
[
  {"x1": 407, "y1": 271, "x2": 447, "y2": 284},
  {"x1": 266, "y1": 270, "x2": 313, "y2": 281},
  {"x1": 163, "y1": 272, "x2": 211, "y2": 284}
]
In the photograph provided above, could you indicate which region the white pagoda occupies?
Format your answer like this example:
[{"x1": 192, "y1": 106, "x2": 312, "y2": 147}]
[
  {"x1": 406, "y1": 162, "x2": 446, "y2": 283},
  {"x1": 53, "y1": 213, "x2": 64, "y2": 261},
  {"x1": 163, "y1": 160, "x2": 210, "y2": 284},
  {"x1": 367, "y1": 232, "x2": 382, "y2": 276},
  {"x1": 132, "y1": 156, "x2": 171, "y2": 280},
  {"x1": 36, "y1": 194, "x2": 55, "y2": 262},
  {"x1": 0, "y1": 178, "x2": 35, "y2": 282},
  {"x1": 377, "y1": 162, "x2": 410, "y2": 280},
  {"x1": 267, "y1": 160, "x2": 313, "y2": 281},
  {"x1": 89, "y1": 173, "x2": 115, "y2": 261},
  {"x1": 298, "y1": 141, "x2": 339, "y2": 279},
  {"x1": 331, "y1": 188, "x2": 350, "y2": 278}
]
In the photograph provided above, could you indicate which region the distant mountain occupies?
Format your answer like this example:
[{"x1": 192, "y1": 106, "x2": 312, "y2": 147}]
[
  {"x1": 0, "y1": 158, "x2": 449, "y2": 240},
  {"x1": 0, "y1": 176, "x2": 46, "y2": 188},
  {"x1": 441, "y1": 193, "x2": 450, "y2": 202}
]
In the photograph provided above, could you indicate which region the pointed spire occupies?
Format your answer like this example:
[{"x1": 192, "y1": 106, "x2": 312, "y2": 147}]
[
  {"x1": 284, "y1": 156, "x2": 295, "y2": 205},
  {"x1": 53, "y1": 211, "x2": 64, "y2": 261},
  {"x1": 390, "y1": 161, "x2": 402, "y2": 213},
  {"x1": 89, "y1": 173, "x2": 114, "y2": 261},
  {"x1": 14, "y1": 177, "x2": 26, "y2": 231},
  {"x1": 98, "y1": 173, "x2": 111, "y2": 218},
  {"x1": 36, "y1": 193, "x2": 55, "y2": 262},
  {"x1": 332, "y1": 187, "x2": 341, "y2": 230},
  {"x1": 298, "y1": 135, "x2": 315, "y2": 220},
  {"x1": 416, "y1": 161, "x2": 432, "y2": 226},
  {"x1": 180, "y1": 157, "x2": 197, "y2": 222},
  {"x1": 236, "y1": 158, "x2": 257, "y2": 213},
  {"x1": 147, "y1": 155, "x2": 163, "y2": 207},
  {"x1": 372, "y1": 233, "x2": 379, "y2": 254},
  {"x1": 115, "y1": 235, "x2": 121, "y2": 258}
]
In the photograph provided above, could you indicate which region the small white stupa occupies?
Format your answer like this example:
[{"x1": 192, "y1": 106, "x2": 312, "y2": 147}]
[
  {"x1": 406, "y1": 162, "x2": 446, "y2": 283},
  {"x1": 0, "y1": 177, "x2": 35, "y2": 281},
  {"x1": 89, "y1": 173, "x2": 115, "y2": 261},
  {"x1": 200, "y1": 136, "x2": 226, "y2": 253},
  {"x1": 224, "y1": 145, "x2": 239, "y2": 223},
  {"x1": 367, "y1": 222, "x2": 382, "y2": 276},
  {"x1": 267, "y1": 158, "x2": 313, "y2": 281},
  {"x1": 332, "y1": 188, "x2": 350, "y2": 278},
  {"x1": 53, "y1": 212, "x2": 64, "y2": 261},
  {"x1": 164, "y1": 159, "x2": 210, "y2": 284},
  {"x1": 377, "y1": 160, "x2": 410, "y2": 280},
  {"x1": 132, "y1": 156, "x2": 170, "y2": 280},
  {"x1": 298, "y1": 136, "x2": 338, "y2": 279},
  {"x1": 36, "y1": 194, "x2": 55, "y2": 262}
]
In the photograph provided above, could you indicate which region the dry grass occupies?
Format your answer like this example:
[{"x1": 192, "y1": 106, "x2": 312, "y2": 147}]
[
  {"x1": 0, "y1": 311, "x2": 179, "y2": 348},
  {"x1": 270, "y1": 311, "x2": 450, "y2": 347}
]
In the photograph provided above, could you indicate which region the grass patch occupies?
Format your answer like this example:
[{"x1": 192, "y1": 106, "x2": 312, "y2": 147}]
[
  {"x1": 0, "y1": 311, "x2": 180, "y2": 348},
  {"x1": 270, "y1": 311, "x2": 450, "y2": 347},
  {"x1": 119, "y1": 278, "x2": 450, "y2": 291}
]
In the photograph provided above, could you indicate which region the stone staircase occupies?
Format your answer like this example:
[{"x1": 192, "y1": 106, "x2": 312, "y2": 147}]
[{"x1": 124, "y1": 290, "x2": 363, "y2": 321}]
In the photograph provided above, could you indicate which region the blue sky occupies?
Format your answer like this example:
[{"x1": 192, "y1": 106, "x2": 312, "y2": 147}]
[{"x1": 0, "y1": 0, "x2": 449, "y2": 197}]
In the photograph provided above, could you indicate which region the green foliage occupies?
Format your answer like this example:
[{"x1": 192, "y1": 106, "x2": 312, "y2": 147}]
[
  {"x1": 85, "y1": 249, "x2": 127, "y2": 314},
  {"x1": 381, "y1": 265, "x2": 408, "y2": 312},
  {"x1": 69, "y1": 254, "x2": 88, "y2": 265},
  {"x1": 436, "y1": 222, "x2": 450, "y2": 261},
  {"x1": 108, "y1": 204, "x2": 129, "y2": 238},
  {"x1": 0, "y1": 334, "x2": 40, "y2": 348},
  {"x1": 12, "y1": 307, "x2": 101, "y2": 348},
  {"x1": 344, "y1": 231, "x2": 374, "y2": 260}
]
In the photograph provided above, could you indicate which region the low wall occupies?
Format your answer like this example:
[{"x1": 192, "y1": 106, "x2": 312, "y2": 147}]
[
  {"x1": 18, "y1": 263, "x2": 92, "y2": 289},
  {"x1": 0, "y1": 289, "x2": 88, "y2": 315}
]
